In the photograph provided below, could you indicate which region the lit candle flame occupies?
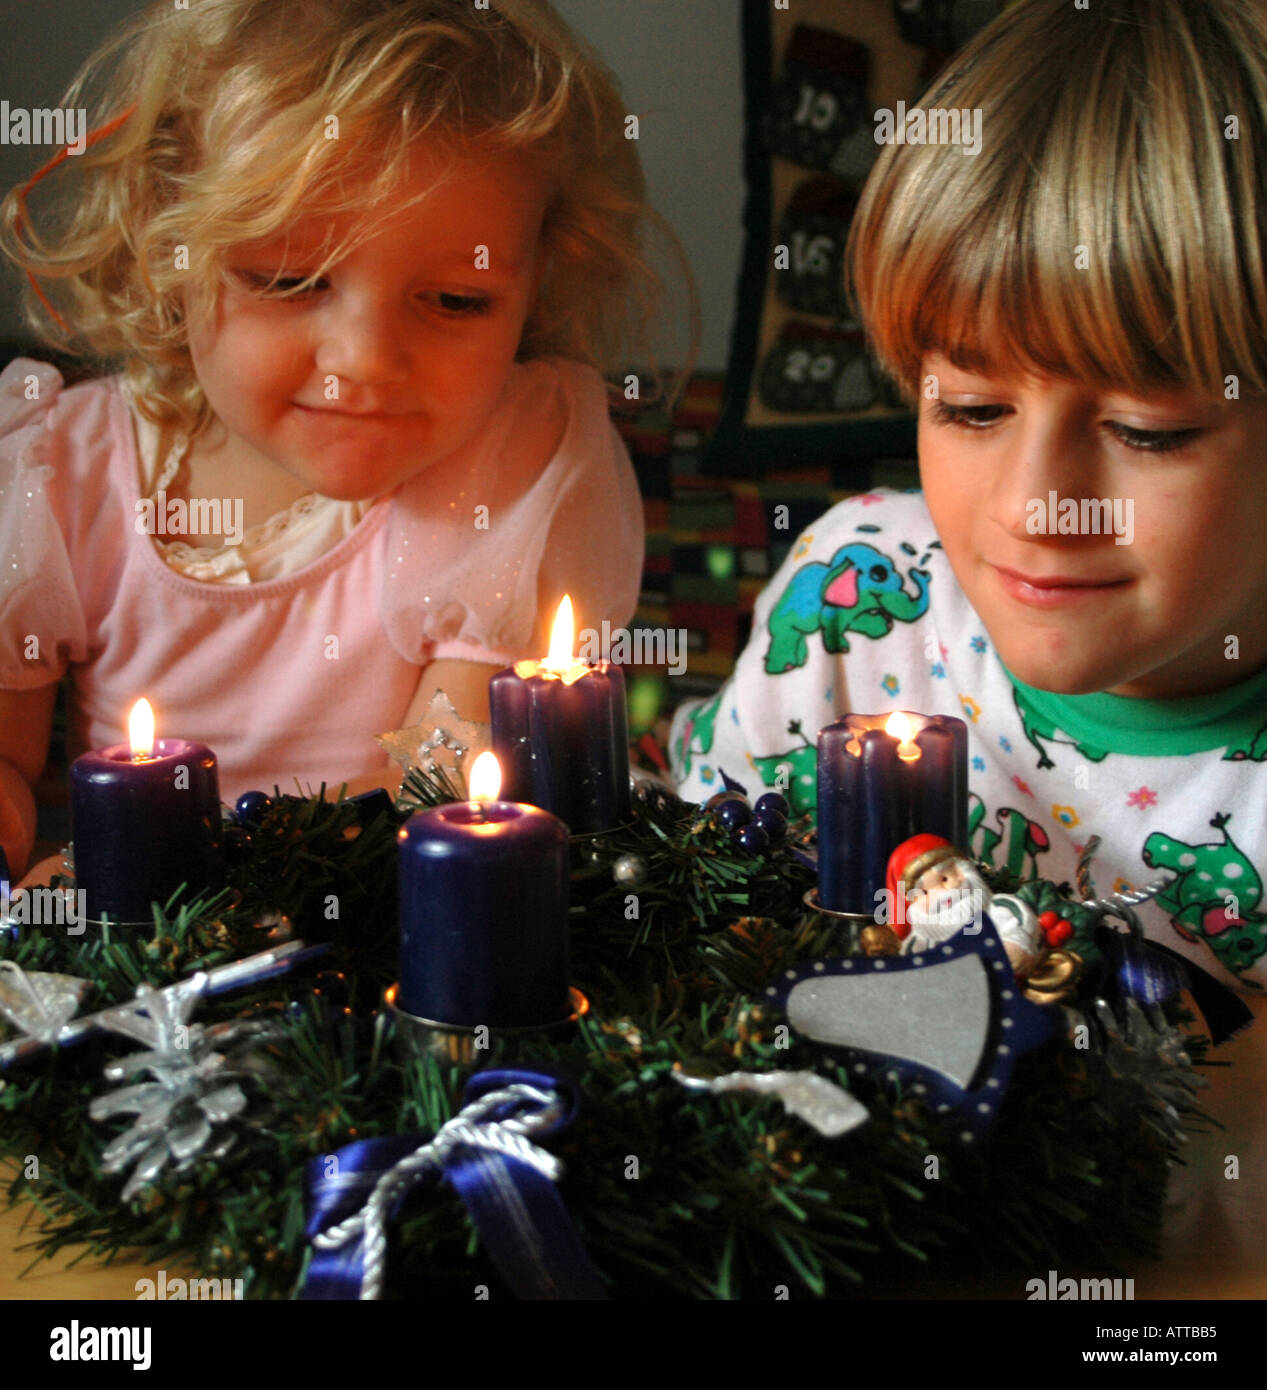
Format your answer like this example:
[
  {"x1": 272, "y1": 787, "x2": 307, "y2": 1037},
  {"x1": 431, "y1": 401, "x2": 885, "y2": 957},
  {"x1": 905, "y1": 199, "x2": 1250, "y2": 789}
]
[
  {"x1": 129, "y1": 698, "x2": 156, "y2": 759},
  {"x1": 468, "y1": 750, "x2": 501, "y2": 802},
  {"x1": 884, "y1": 712, "x2": 912, "y2": 742},
  {"x1": 542, "y1": 595, "x2": 575, "y2": 672},
  {"x1": 884, "y1": 711, "x2": 921, "y2": 762}
]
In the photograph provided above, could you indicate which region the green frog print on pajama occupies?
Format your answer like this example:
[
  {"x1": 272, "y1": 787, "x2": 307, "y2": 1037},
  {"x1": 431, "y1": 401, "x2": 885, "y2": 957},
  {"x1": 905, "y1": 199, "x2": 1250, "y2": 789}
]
[{"x1": 1144, "y1": 815, "x2": 1267, "y2": 976}]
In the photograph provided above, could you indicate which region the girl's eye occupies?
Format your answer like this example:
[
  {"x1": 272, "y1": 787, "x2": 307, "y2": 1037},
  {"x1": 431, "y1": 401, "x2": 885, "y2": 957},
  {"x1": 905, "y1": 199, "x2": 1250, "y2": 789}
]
[
  {"x1": 928, "y1": 400, "x2": 1201, "y2": 454},
  {"x1": 429, "y1": 292, "x2": 492, "y2": 316},
  {"x1": 236, "y1": 270, "x2": 324, "y2": 296},
  {"x1": 233, "y1": 275, "x2": 492, "y2": 317}
]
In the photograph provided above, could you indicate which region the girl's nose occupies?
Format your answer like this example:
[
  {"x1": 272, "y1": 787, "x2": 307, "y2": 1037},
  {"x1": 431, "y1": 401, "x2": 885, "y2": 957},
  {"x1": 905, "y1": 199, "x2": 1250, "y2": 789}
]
[{"x1": 313, "y1": 297, "x2": 410, "y2": 386}]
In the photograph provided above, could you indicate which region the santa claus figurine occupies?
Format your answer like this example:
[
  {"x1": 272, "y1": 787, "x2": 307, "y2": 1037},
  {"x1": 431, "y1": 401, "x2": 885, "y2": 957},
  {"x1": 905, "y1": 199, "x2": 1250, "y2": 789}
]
[{"x1": 885, "y1": 834, "x2": 1045, "y2": 974}]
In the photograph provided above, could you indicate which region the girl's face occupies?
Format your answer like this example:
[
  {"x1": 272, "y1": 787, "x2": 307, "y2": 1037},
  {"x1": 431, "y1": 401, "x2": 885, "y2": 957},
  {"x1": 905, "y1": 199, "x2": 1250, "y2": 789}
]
[
  {"x1": 918, "y1": 352, "x2": 1267, "y2": 699},
  {"x1": 187, "y1": 144, "x2": 552, "y2": 502}
]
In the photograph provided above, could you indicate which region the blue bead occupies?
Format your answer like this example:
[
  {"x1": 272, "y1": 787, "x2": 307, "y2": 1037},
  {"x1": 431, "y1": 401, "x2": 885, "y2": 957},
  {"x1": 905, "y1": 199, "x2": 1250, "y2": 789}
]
[
  {"x1": 235, "y1": 790, "x2": 273, "y2": 825},
  {"x1": 716, "y1": 799, "x2": 752, "y2": 831},
  {"x1": 348, "y1": 787, "x2": 395, "y2": 823},
  {"x1": 754, "y1": 792, "x2": 789, "y2": 818},
  {"x1": 736, "y1": 824, "x2": 770, "y2": 855},
  {"x1": 221, "y1": 825, "x2": 252, "y2": 859},
  {"x1": 753, "y1": 808, "x2": 788, "y2": 844},
  {"x1": 705, "y1": 790, "x2": 746, "y2": 811}
]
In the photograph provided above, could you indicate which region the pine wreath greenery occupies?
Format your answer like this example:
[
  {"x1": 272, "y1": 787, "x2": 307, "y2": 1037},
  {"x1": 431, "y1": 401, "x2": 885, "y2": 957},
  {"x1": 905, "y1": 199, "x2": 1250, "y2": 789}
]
[{"x1": 0, "y1": 772, "x2": 1213, "y2": 1299}]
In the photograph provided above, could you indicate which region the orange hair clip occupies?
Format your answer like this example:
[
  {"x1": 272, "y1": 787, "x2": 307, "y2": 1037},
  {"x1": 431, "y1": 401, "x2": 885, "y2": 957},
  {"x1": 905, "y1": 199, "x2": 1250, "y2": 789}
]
[{"x1": 15, "y1": 103, "x2": 138, "y2": 332}]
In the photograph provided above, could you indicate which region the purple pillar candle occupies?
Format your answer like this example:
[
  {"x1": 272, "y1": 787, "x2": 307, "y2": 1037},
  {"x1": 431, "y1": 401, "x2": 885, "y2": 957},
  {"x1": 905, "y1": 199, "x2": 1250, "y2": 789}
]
[
  {"x1": 69, "y1": 704, "x2": 222, "y2": 924},
  {"x1": 488, "y1": 599, "x2": 630, "y2": 833},
  {"x1": 817, "y1": 711, "x2": 967, "y2": 915},
  {"x1": 397, "y1": 786, "x2": 570, "y2": 1028}
]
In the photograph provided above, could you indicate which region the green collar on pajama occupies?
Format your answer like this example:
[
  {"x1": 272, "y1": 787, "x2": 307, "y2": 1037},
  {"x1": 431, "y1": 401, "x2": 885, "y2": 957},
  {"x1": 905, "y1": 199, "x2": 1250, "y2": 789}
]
[{"x1": 1004, "y1": 659, "x2": 1267, "y2": 757}]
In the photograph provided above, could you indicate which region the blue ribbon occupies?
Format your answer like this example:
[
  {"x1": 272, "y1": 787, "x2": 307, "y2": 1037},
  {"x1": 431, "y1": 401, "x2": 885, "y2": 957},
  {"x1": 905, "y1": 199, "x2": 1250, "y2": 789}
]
[
  {"x1": 302, "y1": 1067, "x2": 606, "y2": 1300},
  {"x1": 445, "y1": 1069, "x2": 606, "y2": 1299},
  {"x1": 301, "y1": 1133, "x2": 423, "y2": 1300},
  {"x1": 1107, "y1": 934, "x2": 1254, "y2": 1045},
  {"x1": 1105, "y1": 931, "x2": 1188, "y2": 1006}
]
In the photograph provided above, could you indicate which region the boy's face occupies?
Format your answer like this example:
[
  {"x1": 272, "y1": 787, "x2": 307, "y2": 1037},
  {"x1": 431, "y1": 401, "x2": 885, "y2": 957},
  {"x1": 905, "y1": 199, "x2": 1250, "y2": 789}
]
[
  {"x1": 186, "y1": 145, "x2": 552, "y2": 502},
  {"x1": 918, "y1": 353, "x2": 1267, "y2": 698}
]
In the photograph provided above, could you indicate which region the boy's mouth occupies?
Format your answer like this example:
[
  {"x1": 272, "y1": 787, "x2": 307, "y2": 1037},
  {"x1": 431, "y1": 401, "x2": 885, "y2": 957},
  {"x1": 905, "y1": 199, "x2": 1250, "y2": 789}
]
[{"x1": 990, "y1": 564, "x2": 1131, "y2": 609}]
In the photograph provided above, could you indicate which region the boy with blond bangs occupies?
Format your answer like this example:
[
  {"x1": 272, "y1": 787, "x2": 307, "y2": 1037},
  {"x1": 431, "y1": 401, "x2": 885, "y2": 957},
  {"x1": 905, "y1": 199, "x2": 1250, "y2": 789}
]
[{"x1": 673, "y1": 0, "x2": 1266, "y2": 1289}]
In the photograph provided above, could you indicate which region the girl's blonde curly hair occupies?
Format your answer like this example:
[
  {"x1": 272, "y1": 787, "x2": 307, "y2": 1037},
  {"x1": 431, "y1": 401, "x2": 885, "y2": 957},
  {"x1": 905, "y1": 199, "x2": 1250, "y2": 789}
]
[{"x1": 0, "y1": 0, "x2": 696, "y2": 435}]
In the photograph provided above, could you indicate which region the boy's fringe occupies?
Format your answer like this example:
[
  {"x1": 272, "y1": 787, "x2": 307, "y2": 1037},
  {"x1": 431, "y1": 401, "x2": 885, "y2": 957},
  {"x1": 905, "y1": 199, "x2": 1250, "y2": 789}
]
[{"x1": 847, "y1": 0, "x2": 1267, "y2": 404}]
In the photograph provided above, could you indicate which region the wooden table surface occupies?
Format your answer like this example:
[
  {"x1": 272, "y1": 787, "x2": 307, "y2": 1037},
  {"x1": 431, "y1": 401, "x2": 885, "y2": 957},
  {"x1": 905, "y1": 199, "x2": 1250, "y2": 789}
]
[
  {"x1": 0, "y1": 1190, "x2": 171, "y2": 1302},
  {"x1": 2, "y1": 993, "x2": 1264, "y2": 1301}
]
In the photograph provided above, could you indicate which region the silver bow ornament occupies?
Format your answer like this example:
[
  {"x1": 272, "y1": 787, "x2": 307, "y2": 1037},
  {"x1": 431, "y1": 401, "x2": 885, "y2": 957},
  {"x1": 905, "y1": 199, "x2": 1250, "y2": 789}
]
[{"x1": 0, "y1": 960, "x2": 90, "y2": 1043}]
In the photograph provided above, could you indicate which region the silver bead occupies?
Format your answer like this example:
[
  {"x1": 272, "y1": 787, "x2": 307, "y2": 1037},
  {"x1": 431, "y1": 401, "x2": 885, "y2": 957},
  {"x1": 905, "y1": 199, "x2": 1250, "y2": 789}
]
[{"x1": 612, "y1": 854, "x2": 647, "y2": 887}]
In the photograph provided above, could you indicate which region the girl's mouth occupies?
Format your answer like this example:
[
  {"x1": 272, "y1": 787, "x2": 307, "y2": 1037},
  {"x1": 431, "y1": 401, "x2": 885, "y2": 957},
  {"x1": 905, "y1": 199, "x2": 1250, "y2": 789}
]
[{"x1": 293, "y1": 402, "x2": 419, "y2": 420}]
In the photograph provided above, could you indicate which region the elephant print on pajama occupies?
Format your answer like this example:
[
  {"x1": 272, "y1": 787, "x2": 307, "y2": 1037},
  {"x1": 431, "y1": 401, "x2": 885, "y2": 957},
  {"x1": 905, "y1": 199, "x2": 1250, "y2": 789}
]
[{"x1": 764, "y1": 541, "x2": 931, "y2": 675}]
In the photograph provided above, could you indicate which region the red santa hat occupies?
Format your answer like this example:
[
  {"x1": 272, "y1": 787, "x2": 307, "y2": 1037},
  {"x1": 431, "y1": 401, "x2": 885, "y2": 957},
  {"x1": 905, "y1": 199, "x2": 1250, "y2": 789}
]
[{"x1": 885, "y1": 834, "x2": 960, "y2": 938}]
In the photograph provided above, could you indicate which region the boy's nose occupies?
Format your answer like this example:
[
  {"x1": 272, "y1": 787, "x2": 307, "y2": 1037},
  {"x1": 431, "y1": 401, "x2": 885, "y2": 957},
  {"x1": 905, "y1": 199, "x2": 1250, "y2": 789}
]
[{"x1": 993, "y1": 419, "x2": 1103, "y2": 540}]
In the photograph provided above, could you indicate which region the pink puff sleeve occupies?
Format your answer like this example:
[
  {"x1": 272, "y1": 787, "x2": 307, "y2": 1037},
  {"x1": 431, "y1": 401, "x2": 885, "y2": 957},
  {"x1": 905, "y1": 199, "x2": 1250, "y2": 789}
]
[
  {"x1": 0, "y1": 358, "x2": 89, "y2": 689},
  {"x1": 379, "y1": 358, "x2": 643, "y2": 667}
]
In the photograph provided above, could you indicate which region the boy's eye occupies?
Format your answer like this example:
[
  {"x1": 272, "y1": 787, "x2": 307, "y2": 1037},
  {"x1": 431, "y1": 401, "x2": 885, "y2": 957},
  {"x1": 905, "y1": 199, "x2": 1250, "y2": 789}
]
[
  {"x1": 928, "y1": 400, "x2": 1201, "y2": 454},
  {"x1": 928, "y1": 402, "x2": 1005, "y2": 429},
  {"x1": 1102, "y1": 421, "x2": 1202, "y2": 453}
]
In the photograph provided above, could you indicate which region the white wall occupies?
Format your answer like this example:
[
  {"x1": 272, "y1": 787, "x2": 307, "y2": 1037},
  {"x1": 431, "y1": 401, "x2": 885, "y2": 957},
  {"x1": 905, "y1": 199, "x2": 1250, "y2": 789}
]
[
  {"x1": 552, "y1": 0, "x2": 744, "y2": 369},
  {"x1": 1, "y1": 0, "x2": 745, "y2": 368},
  {"x1": 0, "y1": 1, "x2": 144, "y2": 345}
]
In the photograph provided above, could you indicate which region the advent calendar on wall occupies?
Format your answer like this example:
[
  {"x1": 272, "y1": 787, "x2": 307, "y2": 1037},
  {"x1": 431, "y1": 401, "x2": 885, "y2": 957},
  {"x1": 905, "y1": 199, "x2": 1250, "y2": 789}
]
[{"x1": 705, "y1": 0, "x2": 1004, "y2": 477}]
